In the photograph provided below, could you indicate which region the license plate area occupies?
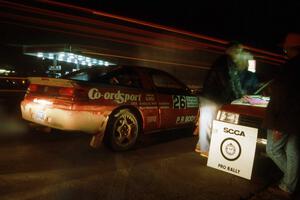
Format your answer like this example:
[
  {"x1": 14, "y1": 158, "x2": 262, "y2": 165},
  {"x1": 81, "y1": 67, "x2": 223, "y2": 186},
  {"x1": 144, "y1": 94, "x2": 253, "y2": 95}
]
[{"x1": 33, "y1": 110, "x2": 46, "y2": 121}]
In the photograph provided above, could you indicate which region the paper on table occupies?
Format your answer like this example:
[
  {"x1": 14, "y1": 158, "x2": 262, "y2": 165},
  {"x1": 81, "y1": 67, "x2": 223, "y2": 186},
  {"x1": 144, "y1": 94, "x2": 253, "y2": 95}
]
[{"x1": 231, "y1": 95, "x2": 269, "y2": 107}]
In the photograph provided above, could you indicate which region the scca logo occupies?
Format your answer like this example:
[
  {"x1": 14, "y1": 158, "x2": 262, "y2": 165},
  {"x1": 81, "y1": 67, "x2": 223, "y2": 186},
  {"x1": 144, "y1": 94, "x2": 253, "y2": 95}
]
[{"x1": 223, "y1": 127, "x2": 245, "y2": 137}]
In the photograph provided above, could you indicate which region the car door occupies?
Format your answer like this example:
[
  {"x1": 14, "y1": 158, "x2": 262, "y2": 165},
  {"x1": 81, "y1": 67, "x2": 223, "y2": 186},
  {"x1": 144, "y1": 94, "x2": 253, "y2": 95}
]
[
  {"x1": 132, "y1": 67, "x2": 160, "y2": 133},
  {"x1": 150, "y1": 70, "x2": 198, "y2": 129}
]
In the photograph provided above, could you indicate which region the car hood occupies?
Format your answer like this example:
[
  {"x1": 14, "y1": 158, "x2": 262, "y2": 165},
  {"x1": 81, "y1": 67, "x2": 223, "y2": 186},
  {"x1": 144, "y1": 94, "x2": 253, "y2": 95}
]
[{"x1": 220, "y1": 95, "x2": 269, "y2": 118}]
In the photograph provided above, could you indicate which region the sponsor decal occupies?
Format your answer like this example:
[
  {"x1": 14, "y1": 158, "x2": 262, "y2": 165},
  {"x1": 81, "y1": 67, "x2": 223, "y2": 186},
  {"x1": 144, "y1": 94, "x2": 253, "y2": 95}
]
[
  {"x1": 186, "y1": 96, "x2": 199, "y2": 108},
  {"x1": 159, "y1": 102, "x2": 170, "y2": 109},
  {"x1": 145, "y1": 94, "x2": 155, "y2": 101},
  {"x1": 173, "y1": 95, "x2": 199, "y2": 109},
  {"x1": 159, "y1": 102, "x2": 169, "y2": 106},
  {"x1": 176, "y1": 115, "x2": 196, "y2": 124},
  {"x1": 173, "y1": 95, "x2": 186, "y2": 109},
  {"x1": 146, "y1": 116, "x2": 157, "y2": 124},
  {"x1": 140, "y1": 102, "x2": 157, "y2": 106},
  {"x1": 88, "y1": 88, "x2": 141, "y2": 104}
]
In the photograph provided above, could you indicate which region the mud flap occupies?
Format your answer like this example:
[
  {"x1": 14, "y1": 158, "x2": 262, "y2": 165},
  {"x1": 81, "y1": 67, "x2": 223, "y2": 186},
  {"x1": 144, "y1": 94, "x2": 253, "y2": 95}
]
[
  {"x1": 90, "y1": 114, "x2": 109, "y2": 148},
  {"x1": 90, "y1": 133, "x2": 104, "y2": 148}
]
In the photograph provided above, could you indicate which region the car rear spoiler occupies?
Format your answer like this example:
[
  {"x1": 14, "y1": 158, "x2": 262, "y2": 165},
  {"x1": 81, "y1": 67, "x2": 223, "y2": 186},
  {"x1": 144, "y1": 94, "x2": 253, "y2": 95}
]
[{"x1": 28, "y1": 77, "x2": 76, "y2": 88}]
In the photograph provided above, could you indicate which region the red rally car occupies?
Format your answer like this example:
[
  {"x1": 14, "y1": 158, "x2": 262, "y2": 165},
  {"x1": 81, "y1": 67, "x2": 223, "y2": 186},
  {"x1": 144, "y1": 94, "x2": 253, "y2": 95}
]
[
  {"x1": 21, "y1": 65, "x2": 199, "y2": 151},
  {"x1": 215, "y1": 95, "x2": 270, "y2": 144}
]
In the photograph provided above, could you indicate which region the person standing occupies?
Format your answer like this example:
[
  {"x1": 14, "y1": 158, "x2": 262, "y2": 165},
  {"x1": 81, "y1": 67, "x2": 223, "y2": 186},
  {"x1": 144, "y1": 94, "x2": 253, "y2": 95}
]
[
  {"x1": 262, "y1": 32, "x2": 300, "y2": 198},
  {"x1": 238, "y1": 51, "x2": 259, "y2": 95},
  {"x1": 195, "y1": 41, "x2": 258, "y2": 156}
]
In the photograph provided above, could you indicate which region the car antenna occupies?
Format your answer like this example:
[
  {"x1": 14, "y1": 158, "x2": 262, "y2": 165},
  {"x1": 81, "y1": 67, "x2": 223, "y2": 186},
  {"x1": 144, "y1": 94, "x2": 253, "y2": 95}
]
[{"x1": 253, "y1": 79, "x2": 273, "y2": 95}]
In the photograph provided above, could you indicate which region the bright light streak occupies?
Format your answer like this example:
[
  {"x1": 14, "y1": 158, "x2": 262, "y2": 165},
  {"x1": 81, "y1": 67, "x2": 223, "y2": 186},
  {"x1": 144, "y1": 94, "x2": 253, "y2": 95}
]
[
  {"x1": 77, "y1": 55, "x2": 83, "y2": 60},
  {"x1": 48, "y1": 53, "x2": 54, "y2": 59},
  {"x1": 26, "y1": 52, "x2": 115, "y2": 67},
  {"x1": 37, "y1": 52, "x2": 43, "y2": 57},
  {"x1": 0, "y1": 69, "x2": 13, "y2": 74},
  {"x1": 59, "y1": 52, "x2": 65, "y2": 57}
]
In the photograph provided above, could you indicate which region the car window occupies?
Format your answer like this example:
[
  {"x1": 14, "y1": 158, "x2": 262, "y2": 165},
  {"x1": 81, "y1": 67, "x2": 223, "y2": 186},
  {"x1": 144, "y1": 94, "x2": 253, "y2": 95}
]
[
  {"x1": 67, "y1": 71, "x2": 90, "y2": 81},
  {"x1": 90, "y1": 68, "x2": 141, "y2": 88},
  {"x1": 63, "y1": 67, "x2": 112, "y2": 82},
  {"x1": 107, "y1": 70, "x2": 141, "y2": 88},
  {"x1": 63, "y1": 67, "x2": 141, "y2": 88},
  {"x1": 152, "y1": 71, "x2": 187, "y2": 93}
]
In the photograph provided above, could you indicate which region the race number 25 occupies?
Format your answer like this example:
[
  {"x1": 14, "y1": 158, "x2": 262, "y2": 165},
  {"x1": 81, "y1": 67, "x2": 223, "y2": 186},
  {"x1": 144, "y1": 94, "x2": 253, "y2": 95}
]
[{"x1": 173, "y1": 95, "x2": 186, "y2": 109}]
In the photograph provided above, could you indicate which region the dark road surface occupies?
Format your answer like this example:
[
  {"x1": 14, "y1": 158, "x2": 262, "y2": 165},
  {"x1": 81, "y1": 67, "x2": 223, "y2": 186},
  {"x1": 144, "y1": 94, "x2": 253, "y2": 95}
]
[{"x1": 0, "y1": 98, "x2": 298, "y2": 200}]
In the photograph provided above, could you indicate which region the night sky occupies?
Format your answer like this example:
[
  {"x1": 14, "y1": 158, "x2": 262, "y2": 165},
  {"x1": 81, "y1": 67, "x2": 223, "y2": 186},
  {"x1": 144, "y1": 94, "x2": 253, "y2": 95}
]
[{"x1": 61, "y1": 0, "x2": 300, "y2": 52}]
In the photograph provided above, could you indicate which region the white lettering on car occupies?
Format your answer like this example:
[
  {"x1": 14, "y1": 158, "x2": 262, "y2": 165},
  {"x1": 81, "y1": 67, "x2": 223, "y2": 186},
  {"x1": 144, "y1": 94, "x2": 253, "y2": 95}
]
[
  {"x1": 145, "y1": 94, "x2": 155, "y2": 101},
  {"x1": 88, "y1": 88, "x2": 141, "y2": 104},
  {"x1": 88, "y1": 88, "x2": 102, "y2": 100},
  {"x1": 176, "y1": 115, "x2": 196, "y2": 124}
]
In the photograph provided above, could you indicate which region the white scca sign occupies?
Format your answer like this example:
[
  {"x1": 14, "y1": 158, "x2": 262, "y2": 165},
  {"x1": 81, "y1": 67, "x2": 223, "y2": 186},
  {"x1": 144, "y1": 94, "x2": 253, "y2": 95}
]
[{"x1": 207, "y1": 120, "x2": 258, "y2": 180}]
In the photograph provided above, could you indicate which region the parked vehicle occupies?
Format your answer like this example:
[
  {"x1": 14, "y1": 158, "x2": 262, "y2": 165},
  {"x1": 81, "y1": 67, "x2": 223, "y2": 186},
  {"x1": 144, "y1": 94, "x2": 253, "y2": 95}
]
[
  {"x1": 21, "y1": 65, "x2": 199, "y2": 151},
  {"x1": 215, "y1": 95, "x2": 270, "y2": 144}
]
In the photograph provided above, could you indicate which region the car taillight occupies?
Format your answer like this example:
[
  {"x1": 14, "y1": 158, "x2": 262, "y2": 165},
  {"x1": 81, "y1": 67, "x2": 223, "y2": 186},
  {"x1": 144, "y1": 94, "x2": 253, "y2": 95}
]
[
  {"x1": 59, "y1": 87, "x2": 75, "y2": 96},
  {"x1": 28, "y1": 84, "x2": 38, "y2": 92},
  {"x1": 74, "y1": 88, "x2": 88, "y2": 101}
]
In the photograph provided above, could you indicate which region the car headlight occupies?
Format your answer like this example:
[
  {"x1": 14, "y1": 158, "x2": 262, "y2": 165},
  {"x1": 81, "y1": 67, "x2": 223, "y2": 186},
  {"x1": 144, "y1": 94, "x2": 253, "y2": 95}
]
[{"x1": 216, "y1": 110, "x2": 239, "y2": 124}]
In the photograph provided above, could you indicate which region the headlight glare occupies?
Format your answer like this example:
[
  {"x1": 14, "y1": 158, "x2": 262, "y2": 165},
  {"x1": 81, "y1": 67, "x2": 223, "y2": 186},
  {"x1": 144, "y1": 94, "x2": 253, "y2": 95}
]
[{"x1": 216, "y1": 110, "x2": 239, "y2": 124}]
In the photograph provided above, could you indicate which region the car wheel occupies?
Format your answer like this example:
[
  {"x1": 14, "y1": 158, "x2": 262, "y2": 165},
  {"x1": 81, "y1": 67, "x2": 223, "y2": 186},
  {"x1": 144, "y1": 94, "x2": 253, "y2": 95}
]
[{"x1": 106, "y1": 109, "x2": 140, "y2": 151}]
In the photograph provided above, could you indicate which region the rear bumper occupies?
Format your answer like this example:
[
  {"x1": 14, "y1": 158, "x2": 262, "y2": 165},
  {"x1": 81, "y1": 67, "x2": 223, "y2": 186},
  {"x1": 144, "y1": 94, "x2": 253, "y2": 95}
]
[{"x1": 20, "y1": 100, "x2": 109, "y2": 134}]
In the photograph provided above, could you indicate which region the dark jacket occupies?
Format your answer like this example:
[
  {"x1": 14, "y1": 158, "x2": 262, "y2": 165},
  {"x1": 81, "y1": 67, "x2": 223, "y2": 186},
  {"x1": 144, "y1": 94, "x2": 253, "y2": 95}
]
[
  {"x1": 262, "y1": 55, "x2": 300, "y2": 134},
  {"x1": 240, "y1": 70, "x2": 259, "y2": 95},
  {"x1": 202, "y1": 55, "x2": 258, "y2": 104}
]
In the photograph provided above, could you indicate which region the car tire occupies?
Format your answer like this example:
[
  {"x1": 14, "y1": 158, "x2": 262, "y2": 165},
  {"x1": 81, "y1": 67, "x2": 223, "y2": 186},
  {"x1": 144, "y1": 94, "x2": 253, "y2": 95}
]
[{"x1": 106, "y1": 109, "x2": 141, "y2": 151}]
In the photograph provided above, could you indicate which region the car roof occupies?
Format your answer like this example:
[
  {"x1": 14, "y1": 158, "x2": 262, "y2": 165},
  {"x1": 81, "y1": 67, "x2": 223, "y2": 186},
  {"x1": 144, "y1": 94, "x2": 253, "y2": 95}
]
[
  {"x1": 63, "y1": 65, "x2": 168, "y2": 76},
  {"x1": 61, "y1": 65, "x2": 189, "y2": 90}
]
